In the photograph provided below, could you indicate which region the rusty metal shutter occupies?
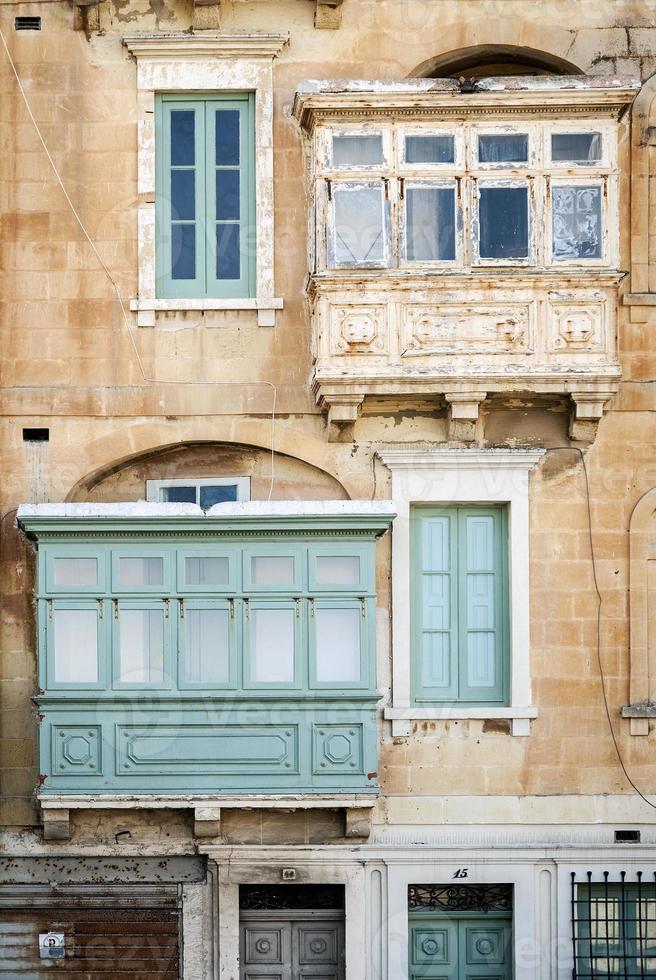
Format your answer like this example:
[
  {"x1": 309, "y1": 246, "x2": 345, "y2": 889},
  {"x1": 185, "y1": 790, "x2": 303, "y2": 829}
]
[{"x1": 0, "y1": 896, "x2": 180, "y2": 977}]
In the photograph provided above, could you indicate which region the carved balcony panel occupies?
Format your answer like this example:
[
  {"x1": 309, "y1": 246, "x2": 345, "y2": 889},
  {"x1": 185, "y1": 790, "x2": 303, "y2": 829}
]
[{"x1": 293, "y1": 76, "x2": 639, "y2": 441}]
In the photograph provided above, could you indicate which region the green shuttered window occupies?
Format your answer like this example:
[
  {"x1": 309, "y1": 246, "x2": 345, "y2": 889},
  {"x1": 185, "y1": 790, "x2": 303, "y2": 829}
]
[
  {"x1": 411, "y1": 506, "x2": 509, "y2": 705},
  {"x1": 156, "y1": 93, "x2": 255, "y2": 298}
]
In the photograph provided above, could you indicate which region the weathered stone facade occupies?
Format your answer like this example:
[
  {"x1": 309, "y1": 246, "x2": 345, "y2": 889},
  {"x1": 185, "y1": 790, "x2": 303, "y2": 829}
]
[{"x1": 2, "y1": 0, "x2": 656, "y2": 976}]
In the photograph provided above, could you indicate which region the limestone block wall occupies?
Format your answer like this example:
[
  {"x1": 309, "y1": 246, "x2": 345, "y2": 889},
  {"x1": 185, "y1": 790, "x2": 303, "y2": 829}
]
[{"x1": 2, "y1": 0, "x2": 656, "y2": 835}]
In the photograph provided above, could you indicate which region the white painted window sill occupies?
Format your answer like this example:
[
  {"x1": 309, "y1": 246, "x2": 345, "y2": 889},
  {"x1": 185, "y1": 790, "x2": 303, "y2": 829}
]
[
  {"x1": 130, "y1": 297, "x2": 284, "y2": 328},
  {"x1": 384, "y1": 706, "x2": 538, "y2": 737}
]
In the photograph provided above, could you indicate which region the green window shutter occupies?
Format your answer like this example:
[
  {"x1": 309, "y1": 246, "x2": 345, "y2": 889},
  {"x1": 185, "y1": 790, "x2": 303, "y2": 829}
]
[
  {"x1": 156, "y1": 93, "x2": 255, "y2": 299},
  {"x1": 412, "y1": 506, "x2": 508, "y2": 705}
]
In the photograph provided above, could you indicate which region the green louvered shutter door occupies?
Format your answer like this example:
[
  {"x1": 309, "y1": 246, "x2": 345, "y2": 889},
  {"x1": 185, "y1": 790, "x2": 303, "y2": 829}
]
[
  {"x1": 458, "y1": 508, "x2": 508, "y2": 704},
  {"x1": 412, "y1": 507, "x2": 508, "y2": 705},
  {"x1": 412, "y1": 509, "x2": 459, "y2": 702}
]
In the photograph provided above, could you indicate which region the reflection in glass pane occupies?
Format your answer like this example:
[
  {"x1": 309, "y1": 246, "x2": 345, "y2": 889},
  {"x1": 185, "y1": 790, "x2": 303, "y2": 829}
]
[
  {"x1": 171, "y1": 110, "x2": 195, "y2": 167},
  {"x1": 185, "y1": 556, "x2": 230, "y2": 586},
  {"x1": 216, "y1": 170, "x2": 240, "y2": 221},
  {"x1": 332, "y1": 134, "x2": 383, "y2": 166},
  {"x1": 199, "y1": 484, "x2": 238, "y2": 508},
  {"x1": 479, "y1": 186, "x2": 528, "y2": 259},
  {"x1": 552, "y1": 185, "x2": 601, "y2": 259},
  {"x1": 171, "y1": 224, "x2": 195, "y2": 280},
  {"x1": 406, "y1": 186, "x2": 455, "y2": 261},
  {"x1": 405, "y1": 135, "x2": 454, "y2": 164},
  {"x1": 185, "y1": 608, "x2": 230, "y2": 684},
  {"x1": 53, "y1": 558, "x2": 97, "y2": 587},
  {"x1": 160, "y1": 485, "x2": 197, "y2": 503},
  {"x1": 478, "y1": 134, "x2": 528, "y2": 163},
  {"x1": 171, "y1": 170, "x2": 195, "y2": 221},
  {"x1": 119, "y1": 557, "x2": 164, "y2": 587},
  {"x1": 119, "y1": 609, "x2": 164, "y2": 684},
  {"x1": 53, "y1": 608, "x2": 98, "y2": 684},
  {"x1": 315, "y1": 607, "x2": 361, "y2": 683},
  {"x1": 251, "y1": 556, "x2": 294, "y2": 585},
  {"x1": 216, "y1": 109, "x2": 240, "y2": 167},
  {"x1": 252, "y1": 608, "x2": 294, "y2": 683},
  {"x1": 552, "y1": 132, "x2": 602, "y2": 163},
  {"x1": 315, "y1": 555, "x2": 360, "y2": 586},
  {"x1": 217, "y1": 223, "x2": 240, "y2": 280},
  {"x1": 333, "y1": 185, "x2": 385, "y2": 265}
]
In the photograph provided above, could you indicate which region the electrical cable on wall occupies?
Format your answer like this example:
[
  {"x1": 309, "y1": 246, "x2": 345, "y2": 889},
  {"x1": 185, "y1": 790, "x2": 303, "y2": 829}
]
[{"x1": 0, "y1": 24, "x2": 278, "y2": 500}]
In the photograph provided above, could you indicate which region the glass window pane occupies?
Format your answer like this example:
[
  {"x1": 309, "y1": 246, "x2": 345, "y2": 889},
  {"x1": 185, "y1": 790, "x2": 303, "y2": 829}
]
[
  {"x1": 552, "y1": 132, "x2": 602, "y2": 163},
  {"x1": 215, "y1": 109, "x2": 240, "y2": 167},
  {"x1": 184, "y1": 608, "x2": 230, "y2": 684},
  {"x1": 406, "y1": 187, "x2": 455, "y2": 261},
  {"x1": 478, "y1": 134, "x2": 528, "y2": 163},
  {"x1": 185, "y1": 557, "x2": 230, "y2": 586},
  {"x1": 216, "y1": 224, "x2": 240, "y2": 280},
  {"x1": 199, "y1": 484, "x2": 238, "y2": 508},
  {"x1": 119, "y1": 609, "x2": 164, "y2": 684},
  {"x1": 332, "y1": 134, "x2": 383, "y2": 167},
  {"x1": 552, "y1": 185, "x2": 602, "y2": 259},
  {"x1": 171, "y1": 170, "x2": 195, "y2": 221},
  {"x1": 315, "y1": 607, "x2": 361, "y2": 683},
  {"x1": 333, "y1": 185, "x2": 385, "y2": 265},
  {"x1": 315, "y1": 555, "x2": 360, "y2": 586},
  {"x1": 118, "y1": 557, "x2": 164, "y2": 587},
  {"x1": 160, "y1": 485, "x2": 197, "y2": 504},
  {"x1": 405, "y1": 135, "x2": 454, "y2": 164},
  {"x1": 53, "y1": 558, "x2": 97, "y2": 587},
  {"x1": 216, "y1": 169, "x2": 240, "y2": 221},
  {"x1": 170, "y1": 110, "x2": 195, "y2": 167},
  {"x1": 251, "y1": 556, "x2": 294, "y2": 585},
  {"x1": 171, "y1": 223, "x2": 195, "y2": 280},
  {"x1": 53, "y1": 608, "x2": 98, "y2": 684},
  {"x1": 479, "y1": 186, "x2": 528, "y2": 259},
  {"x1": 252, "y1": 608, "x2": 294, "y2": 683}
]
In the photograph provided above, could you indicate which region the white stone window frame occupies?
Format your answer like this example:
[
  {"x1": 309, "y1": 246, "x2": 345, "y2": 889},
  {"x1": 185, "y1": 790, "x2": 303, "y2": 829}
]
[
  {"x1": 313, "y1": 118, "x2": 619, "y2": 275},
  {"x1": 378, "y1": 448, "x2": 545, "y2": 736},
  {"x1": 146, "y1": 477, "x2": 251, "y2": 503},
  {"x1": 123, "y1": 34, "x2": 288, "y2": 327}
]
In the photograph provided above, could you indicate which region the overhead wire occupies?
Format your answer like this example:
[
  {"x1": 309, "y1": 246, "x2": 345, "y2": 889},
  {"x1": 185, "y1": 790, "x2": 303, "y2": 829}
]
[
  {"x1": 0, "y1": 23, "x2": 278, "y2": 499},
  {"x1": 547, "y1": 446, "x2": 656, "y2": 812}
]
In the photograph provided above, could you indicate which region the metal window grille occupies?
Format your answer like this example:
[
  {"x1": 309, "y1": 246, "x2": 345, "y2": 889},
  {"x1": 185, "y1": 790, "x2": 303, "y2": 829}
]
[
  {"x1": 572, "y1": 871, "x2": 656, "y2": 978},
  {"x1": 408, "y1": 883, "x2": 512, "y2": 913},
  {"x1": 239, "y1": 884, "x2": 345, "y2": 911}
]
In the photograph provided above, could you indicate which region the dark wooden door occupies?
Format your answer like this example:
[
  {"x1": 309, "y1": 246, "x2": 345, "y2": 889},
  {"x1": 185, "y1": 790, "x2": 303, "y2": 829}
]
[
  {"x1": 241, "y1": 910, "x2": 345, "y2": 980},
  {"x1": 0, "y1": 905, "x2": 180, "y2": 977}
]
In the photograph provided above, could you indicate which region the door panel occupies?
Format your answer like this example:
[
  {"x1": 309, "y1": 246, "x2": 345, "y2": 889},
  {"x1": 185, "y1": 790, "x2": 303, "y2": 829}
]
[
  {"x1": 409, "y1": 914, "x2": 512, "y2": 980},
  {"x1": 240, "y1": 915, "x2": 343, "y2": 980}
]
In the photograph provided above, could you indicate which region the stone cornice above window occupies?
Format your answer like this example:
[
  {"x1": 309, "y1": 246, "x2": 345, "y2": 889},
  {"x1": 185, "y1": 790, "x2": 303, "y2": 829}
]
[
  {"x1": 292, "y1": 76, "x2": 639, "y2": 131},
  {"x1": 123, "y1": 32, "x2": 290, "y2": 60}
]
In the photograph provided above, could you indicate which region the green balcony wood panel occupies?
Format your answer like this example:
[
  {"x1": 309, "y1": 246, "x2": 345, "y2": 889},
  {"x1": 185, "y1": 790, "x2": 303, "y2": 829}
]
[{"x1": 21, "y1": 509, "x2": 393, "y2": 798}]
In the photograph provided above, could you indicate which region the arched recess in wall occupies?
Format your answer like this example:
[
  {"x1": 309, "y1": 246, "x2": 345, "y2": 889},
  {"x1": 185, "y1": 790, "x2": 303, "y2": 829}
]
[
  {"x1": 627, "y1": 486, "x2": 656, "y2": 734},
  {"x1": 67, "y1": 441, "x2": 351, "y2": 503},
  {"x1": 630, "y1": 72, "x2": 656, "y2": 295},
  {"x1": 410, "y1": 44, "x2": 583, "y2": 79}
]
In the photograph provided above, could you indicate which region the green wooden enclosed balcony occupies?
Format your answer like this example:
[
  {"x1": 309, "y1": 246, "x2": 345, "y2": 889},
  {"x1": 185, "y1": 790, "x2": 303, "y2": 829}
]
[{"x1": 18, "y1": 502, "x2": 394, "y2": 810}]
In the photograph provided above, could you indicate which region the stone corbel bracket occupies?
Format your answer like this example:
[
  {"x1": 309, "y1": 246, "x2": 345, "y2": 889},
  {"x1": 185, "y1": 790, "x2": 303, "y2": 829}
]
[
  {"x1": 443, "y1": 391, "x2": 487, "y2": 442},
  {"x1": 71, "y1": 0, "x2": 100, "y2": 32},
  {"x1": 569, "y1": 388, "x2": 617, "y2": 443},
  {"x1": 309, "y1": 0, "x2": 344, "y2": 29}
]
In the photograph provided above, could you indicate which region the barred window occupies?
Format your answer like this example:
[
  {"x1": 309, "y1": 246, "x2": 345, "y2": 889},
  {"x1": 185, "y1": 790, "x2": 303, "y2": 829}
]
[{"x1": 573, "y1": 873, "x2": 656, "y2": 978}]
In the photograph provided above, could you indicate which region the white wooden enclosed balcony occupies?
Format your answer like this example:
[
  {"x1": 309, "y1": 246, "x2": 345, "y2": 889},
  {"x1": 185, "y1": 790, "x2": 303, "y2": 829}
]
[{"x1": 292, "y1": 75, "x2": 639, "y2": 441}]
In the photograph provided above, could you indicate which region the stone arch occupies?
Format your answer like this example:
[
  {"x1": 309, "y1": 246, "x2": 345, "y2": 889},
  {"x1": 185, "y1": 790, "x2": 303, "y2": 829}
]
[
  {"x1": 630, "y1": 72, "x2": 656, "y2": 294},
  {"x1": 627, "y1": 486, "x2": 656, "y2": 733},
  {"x1": 411, "y1": 43, "x2": 583, "y2": 79},
  {"x1": 68, "y1": 439, "x2": 351, "y2": 503}
]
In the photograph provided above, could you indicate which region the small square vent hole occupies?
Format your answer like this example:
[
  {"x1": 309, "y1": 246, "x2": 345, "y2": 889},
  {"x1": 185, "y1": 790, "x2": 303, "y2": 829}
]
[
  {"x1": 15, "y1": 16, "x2": 41, "y2": 30},
  {"x1": 615, "y1": 829, "x2": 640, "y2": 843}
]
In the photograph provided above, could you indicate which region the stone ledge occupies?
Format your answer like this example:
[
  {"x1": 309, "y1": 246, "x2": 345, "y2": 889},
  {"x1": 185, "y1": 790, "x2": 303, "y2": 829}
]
[{"x1": 383, "y1": 706, "x2": 538, "y2": 737}]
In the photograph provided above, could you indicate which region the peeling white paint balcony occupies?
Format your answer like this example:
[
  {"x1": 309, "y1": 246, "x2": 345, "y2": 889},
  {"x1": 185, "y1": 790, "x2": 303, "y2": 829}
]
[{"x1": 293, "y1": 76, "x2": 639, "y2": 441}]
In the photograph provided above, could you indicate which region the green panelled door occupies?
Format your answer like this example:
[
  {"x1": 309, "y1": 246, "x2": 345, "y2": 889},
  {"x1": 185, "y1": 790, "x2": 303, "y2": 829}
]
[{"x1": 409, "y1": 913, "x2": 512, "y2": 980}]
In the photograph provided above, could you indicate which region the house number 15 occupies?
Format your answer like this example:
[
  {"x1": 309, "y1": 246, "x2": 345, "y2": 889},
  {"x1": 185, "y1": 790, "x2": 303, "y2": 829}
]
[{"x1": 452, "y1": 868, "x2": 469, "y2": 879}]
